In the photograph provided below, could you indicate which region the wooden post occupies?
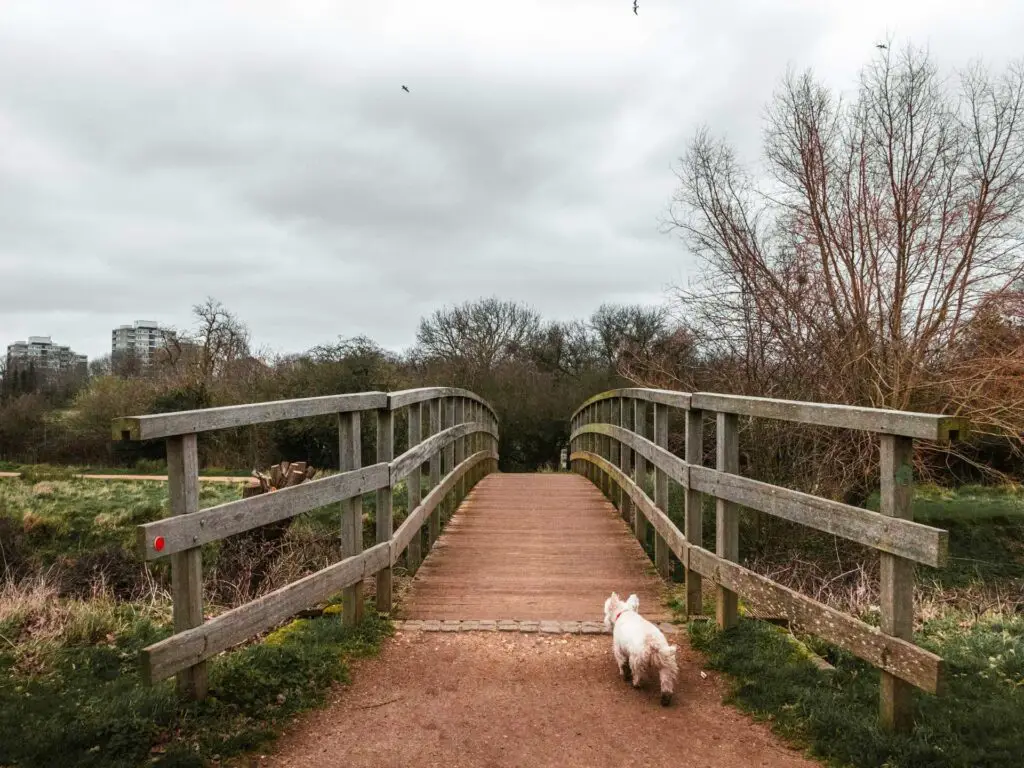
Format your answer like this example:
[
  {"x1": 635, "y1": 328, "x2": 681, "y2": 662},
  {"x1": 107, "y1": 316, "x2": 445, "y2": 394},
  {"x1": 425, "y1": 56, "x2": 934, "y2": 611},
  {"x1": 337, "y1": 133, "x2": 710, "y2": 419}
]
[
  {"x1": 406, "y1": 402, "x2": 422, "y2": 573},
  {"x1": 375, "y1": 407, "x2": 394, "y2": 613},
  {"x1": 879, "y1": 434, "x2": 915, "y2": 732},
  {"x1": 684, "y1": 408, "x2": 704, "y2": 615},
  {"x1": 454, "y1": 397, "x2": 466, "y2": 504},
  {"x1": 601, "y1": 399, "x2": 612, "y2": 499},
  {"x1": 634, "y1": 400, "x2": 649, "y2": 547},
  {"x1": 653, "y1": 403, "x2": 671, "y2": 579},
  {"x1": 620, "y1": 398, "x2": 634, "y2": 525},
  {"x1": 428, "y1": 398, "x2": 441, "y2": 546},
  {"x1": 716, "y1": 412, "x2": 739, "y2": 629},
  {"x1": 339, "y1": 411, "x2": 363, "y2": 625},
  {"x1": 166, "y1": 433, "x2": 207, "y2": 699},
  {"x1": 442, "y1": 397, "x2": 454, "y2": 521},
  {"x1": 610, "y1": 398, "x2": 621, "y2": 513}
]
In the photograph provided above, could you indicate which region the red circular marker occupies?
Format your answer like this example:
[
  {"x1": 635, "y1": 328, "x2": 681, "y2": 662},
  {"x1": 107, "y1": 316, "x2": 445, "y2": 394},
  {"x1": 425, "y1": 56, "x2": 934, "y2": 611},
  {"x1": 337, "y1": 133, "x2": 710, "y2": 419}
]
[{"x1": 154, "y1": 536, "x2": 166, "y2": 552}]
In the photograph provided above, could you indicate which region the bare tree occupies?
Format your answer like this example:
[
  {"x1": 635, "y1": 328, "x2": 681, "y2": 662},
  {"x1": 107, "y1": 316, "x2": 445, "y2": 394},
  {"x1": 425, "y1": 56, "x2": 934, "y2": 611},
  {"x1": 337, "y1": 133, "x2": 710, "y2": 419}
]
[
  {"x1": 664, "y1": 43, "x2": 1024, "y2": 492},
  {"x1": 416, "y1": 297, "x2": 542, "y2": 382}
]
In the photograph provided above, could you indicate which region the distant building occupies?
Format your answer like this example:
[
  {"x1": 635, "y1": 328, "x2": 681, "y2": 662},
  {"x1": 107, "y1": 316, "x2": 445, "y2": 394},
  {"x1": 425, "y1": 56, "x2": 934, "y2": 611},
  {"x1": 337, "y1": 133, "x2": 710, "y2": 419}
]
[
  {"x1": 112, "y1": 320, "x2": 172, "y2": 366},
  {"x1": 6, "y1": 336, "x2": 88, "y2": 374}
]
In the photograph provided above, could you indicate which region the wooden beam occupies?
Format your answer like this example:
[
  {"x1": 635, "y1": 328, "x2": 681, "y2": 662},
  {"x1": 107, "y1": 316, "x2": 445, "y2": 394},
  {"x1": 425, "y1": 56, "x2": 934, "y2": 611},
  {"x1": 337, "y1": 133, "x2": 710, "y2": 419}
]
[
  {"x1": 428, "y1": 398, "x2": 441, "y2": 547},
  {"x1": 687, "y1": 545, "x2": 942, "y2": 693},
  {"x1": 571, "y1": 423, "x2": 688, "y2": 489},
  {"x1": 166, "y1": 433, "x2": 207, "y2": 699},
  {"x1": 684, "y1": 408, "x2": 704, "y2": 615},
  {"x1": 879, "y1": 434, "x2": 917, "y2": 731},
  {"x1": 690, "y1": 466, "x2": 947, "y2": 567},
  {"x1": 113, "y1": 392, "x2": 388, "y2": 441},
  {"x1": 406, "y1": 402, "x2": 422, "y2": 573},
  {"x1": 137, "y1": 464, "x2": 389, "y2": 559},
  {"x1": 716, "y1": 412, "x2": 739, "y2": 630},
  {"x1": 633, "y1": 400, "x2": 650, "y2": 547},
  {"x1": 653, "y1": 403, "x2": 671, "y2": 579},
  {"x1": 690, "y1": 393, "x2": 967, "y2": 442},
  {"x1": 142, "y1": 544, "x2": 390, "y2": 684},
  {"x1": 390, "y1": 421, "x2": 496, "y2": 481},
  {"x1": 389, "y1": 387, "x2": 497, "y2": 420},
  {"x1": 339, "y1": 411, "x2": 363, "y2": 626},
  {"x1": 620, "y1": 397, "x2": 634, "y2": 526},
  {"x1": 375, "y1": 408, "x2": 394, "y2": 613},
  {"x1": 571, "y1": 388, "x2": 692, "y2": 421}
]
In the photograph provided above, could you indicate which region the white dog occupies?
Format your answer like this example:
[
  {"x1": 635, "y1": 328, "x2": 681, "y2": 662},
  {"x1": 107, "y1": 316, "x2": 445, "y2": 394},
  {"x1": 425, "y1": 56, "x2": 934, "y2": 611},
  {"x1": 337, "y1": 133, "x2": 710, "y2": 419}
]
[{"x1": 603, "y1": 592, "x2": 679, "y2": 706}]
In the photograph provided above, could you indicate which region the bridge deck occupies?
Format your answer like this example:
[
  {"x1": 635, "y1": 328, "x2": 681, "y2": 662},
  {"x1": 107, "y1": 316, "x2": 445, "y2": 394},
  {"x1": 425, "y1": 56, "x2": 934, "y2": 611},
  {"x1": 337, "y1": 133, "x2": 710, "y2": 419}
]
[{"x1": 400, "y1": 473, "x2": 669, "y2": 622}]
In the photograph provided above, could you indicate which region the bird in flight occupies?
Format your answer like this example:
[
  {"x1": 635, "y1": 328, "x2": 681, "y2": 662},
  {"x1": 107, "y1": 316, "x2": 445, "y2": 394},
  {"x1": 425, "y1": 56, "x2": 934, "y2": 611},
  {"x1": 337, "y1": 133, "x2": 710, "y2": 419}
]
[
  {"x1": 401, "y1": 85, "x2": 410, "y2": 92},
  {"x1": 876, "y1": 43, "x2": 888, "y2": 50},
  {"x1": 633, "y1": 1, "x2": 638, "y2": 15}
]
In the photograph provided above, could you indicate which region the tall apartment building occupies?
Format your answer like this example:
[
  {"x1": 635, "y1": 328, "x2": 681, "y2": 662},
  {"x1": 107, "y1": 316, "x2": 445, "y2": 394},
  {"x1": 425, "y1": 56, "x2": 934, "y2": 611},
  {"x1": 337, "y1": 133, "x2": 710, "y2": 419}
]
[
  {"x1": 5, "y1": 336, "x2": 88, "y2": 375},
  {"x1": 111, "y1": 320, "x2": 171, "y2": 365}
]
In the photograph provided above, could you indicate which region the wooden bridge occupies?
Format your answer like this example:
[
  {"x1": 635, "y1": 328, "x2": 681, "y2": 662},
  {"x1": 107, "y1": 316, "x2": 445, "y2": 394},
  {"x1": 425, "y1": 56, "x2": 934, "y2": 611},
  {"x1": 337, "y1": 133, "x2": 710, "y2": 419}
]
[{"x1": 114, "y1": 385, "x2": 966, "y2": 749}]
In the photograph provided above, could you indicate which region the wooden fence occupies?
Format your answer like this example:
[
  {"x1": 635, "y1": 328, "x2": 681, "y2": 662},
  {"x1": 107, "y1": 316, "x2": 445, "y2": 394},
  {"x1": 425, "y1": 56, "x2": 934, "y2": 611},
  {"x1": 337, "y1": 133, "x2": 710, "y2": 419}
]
[
  {"x1": 569, "y1": 389, "x2": 967, "y2": 732},
  {"x1": 113, "y1": 387, "x2": 499, "y2": 700}
]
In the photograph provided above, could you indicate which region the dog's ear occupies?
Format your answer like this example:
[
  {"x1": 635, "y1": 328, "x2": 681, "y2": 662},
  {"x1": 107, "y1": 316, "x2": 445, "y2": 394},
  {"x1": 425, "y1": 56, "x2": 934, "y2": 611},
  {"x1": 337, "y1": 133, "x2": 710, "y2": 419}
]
[
  {"x1": 626, "y1": 594, "x2": 640, "y2": 610},
  {"x1": 609, "y1": 592, "x2": 619, "y2": 604}
]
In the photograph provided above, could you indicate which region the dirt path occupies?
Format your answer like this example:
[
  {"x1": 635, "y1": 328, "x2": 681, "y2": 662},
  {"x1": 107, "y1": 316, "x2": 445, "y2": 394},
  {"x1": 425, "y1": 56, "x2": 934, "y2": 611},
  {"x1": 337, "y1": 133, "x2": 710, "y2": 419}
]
[
  {"x1": 0, "y1": 471, "x2": 249, "y2": 482},
  {"x1": 265, "y1": 473, "x2": 816, "y2": 767},
  {"x1": 264, "y1": 630, "x2": 816, "y2": 768}
]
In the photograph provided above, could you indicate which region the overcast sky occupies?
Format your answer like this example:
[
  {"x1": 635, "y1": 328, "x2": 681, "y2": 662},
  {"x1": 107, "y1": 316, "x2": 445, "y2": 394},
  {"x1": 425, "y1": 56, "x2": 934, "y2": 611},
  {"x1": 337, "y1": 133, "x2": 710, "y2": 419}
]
[{"x1": 1, "y1": 1, "x2": 1022, "y2": 360}]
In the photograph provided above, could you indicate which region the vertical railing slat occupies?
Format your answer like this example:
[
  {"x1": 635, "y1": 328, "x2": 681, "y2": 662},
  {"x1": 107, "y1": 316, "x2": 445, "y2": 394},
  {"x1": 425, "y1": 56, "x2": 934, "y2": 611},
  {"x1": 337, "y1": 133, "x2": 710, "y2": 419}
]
[
  {"x1": 653, "y1": 403, "x2": 670, "y2": 579},
  {"x1": 375, "y1": 406, "x2": 394, "y2": 613},
  {"x1": 406, "y1": 402, "x2": 422, "y2": 573},
  {"x1": 166, "y1": 433, "x2": 207, "y2": 699},
  {"x1": 684, "y1": 407, "x2": 704, "y2": 616},
  {"x1": 339, "y1": 411, "x2": 363, "y2": 625},
  {"x1": 715, "y1": 411, "x2": 739, "y2": 629}
]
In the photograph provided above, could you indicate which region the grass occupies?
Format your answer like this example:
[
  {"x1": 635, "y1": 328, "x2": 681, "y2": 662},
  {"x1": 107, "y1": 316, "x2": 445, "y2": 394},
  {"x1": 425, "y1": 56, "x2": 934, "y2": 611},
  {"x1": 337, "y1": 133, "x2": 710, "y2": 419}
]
[
  {"x1": 673, "y1": 483, "x2": 1024, "y2": 767},
  {"x1": 0, "y1": 461, "x2": 250, "y2": 478},
  {"x1": 0, "y1": 471, "x2": 413, "y2": 767},
  {"x1": 0, "y1": 589, "x2": 392, "y2": 768},
  {"x1": 688, "y1": 615, "x2": 1024, "y2": 768}
]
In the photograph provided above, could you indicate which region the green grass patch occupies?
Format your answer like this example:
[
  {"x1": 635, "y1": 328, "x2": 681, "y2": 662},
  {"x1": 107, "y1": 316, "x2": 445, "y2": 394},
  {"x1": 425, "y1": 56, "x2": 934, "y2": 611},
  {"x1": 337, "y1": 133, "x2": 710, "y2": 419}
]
[
  {"x1": 688, "y1": 614, "x2": 1024, "y2": 767},
  {"x1": 0, "y1": 601, "x2": 392, "y2": 768}
]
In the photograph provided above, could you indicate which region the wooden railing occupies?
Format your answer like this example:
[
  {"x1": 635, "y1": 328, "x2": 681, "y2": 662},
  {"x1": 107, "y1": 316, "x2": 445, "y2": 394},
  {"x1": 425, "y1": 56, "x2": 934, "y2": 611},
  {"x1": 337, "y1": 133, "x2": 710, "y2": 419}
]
[
  {"x1": 113, "y1": 387, "x2": 499, "y2": 700},
  {"x1": 569, "y1": 389, "x2": 967, "y2": 732}
]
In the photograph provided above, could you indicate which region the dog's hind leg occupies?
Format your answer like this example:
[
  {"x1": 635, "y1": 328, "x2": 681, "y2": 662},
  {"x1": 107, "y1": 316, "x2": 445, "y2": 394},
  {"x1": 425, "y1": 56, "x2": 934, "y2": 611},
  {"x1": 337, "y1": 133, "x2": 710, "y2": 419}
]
[
  {"x1": 613, "y1": 644, "x2": 632, "y2": 682},
  {"x1": 628, "y1": 653, "x2": 645, "y2": 688},
  {"x1": 658, "y1": 663, "x2": 676, "y2": 706}
]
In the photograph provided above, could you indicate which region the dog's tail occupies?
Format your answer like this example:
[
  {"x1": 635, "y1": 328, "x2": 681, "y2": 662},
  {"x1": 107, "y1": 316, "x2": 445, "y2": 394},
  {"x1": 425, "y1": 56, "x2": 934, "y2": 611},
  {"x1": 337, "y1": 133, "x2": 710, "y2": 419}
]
[{"x1": 644, "y1": 635, "x2": 678, "y2": 674}]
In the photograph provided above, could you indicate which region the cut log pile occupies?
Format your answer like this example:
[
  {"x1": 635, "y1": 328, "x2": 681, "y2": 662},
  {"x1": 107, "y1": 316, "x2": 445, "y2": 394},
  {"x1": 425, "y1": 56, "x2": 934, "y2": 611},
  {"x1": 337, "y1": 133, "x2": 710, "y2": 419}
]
[{"x1": 242, "y1": 460, "x2": 318, "y2": 498}]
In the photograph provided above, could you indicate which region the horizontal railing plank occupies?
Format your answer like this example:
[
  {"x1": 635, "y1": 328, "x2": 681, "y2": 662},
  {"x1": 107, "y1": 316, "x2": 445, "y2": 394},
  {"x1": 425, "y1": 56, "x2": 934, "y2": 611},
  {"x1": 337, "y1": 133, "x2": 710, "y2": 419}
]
[
  {"x1": 136, "y1": 464, "x2": 389, "y2": 560},
  {"x1": 690, "y1": 466, "x2": 948, "y2": 567},
  {"x1": 572, "y1": 423, "x2": 689, "y2": 488},
  {"x1": 571, "y1": 450, "x2": 686, "y2": 558},
  {"x1": 391, "y1": 449, "x2": 497, "y2": 561},
  {"x1": 571, "y1": 388, "x2": 692, "y2": 421},
  {"x1": 389, "y1": 387, "x2": 497, "y2": 418},
  {"x1": 687, "y1": 545, "x2": 943, "y2": 693},
  {"x1": 390, "y1": 422, "x2": 496, "y2": 482},
  {"x1": 572, "y1": 449, "x2": 943, "y2": 693},
  {"x1": 690, "y1": 393, "x2": 967, "y2": 442},
  {"x1": 141, "y1": 542, "x2": 391, "y2": 684},
  {"x1": 113, "y1": 392, "x2": 388, "y2": 441}
]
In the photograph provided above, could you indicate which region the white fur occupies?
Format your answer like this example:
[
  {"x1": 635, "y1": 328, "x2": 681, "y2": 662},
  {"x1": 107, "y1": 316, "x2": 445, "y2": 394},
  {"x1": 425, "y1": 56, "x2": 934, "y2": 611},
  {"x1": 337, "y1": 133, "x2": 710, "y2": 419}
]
[{"x1": 603, "y1": 592, "x2": 679, "y2": 705}]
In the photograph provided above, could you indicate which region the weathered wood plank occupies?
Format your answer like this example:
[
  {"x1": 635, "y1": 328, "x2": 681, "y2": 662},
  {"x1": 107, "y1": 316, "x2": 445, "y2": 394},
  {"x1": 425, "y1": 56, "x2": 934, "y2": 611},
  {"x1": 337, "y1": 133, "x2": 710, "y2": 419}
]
[
  {"x1": 406, "y1": 402, "x2": 423, "y2": 573},
  {"x1": 428, "y1": 398, "x2": 441, "y2": 547},
  {"x1": 653, "y1": 403, "x2": 671, "y2": 579},
  {"x1": 142, "y1": 544, "x2": 391, "y2": 684},
  {"x1": 390, "y1": 421, "x2": 496, "y2": 481},
  {"x1": 716, "y1": 412, "x2": 739, "y2": 630},
  {"x1": 391, "y1": 449, "x2": 498, "y2": 560},
  {"x1": 339, "y1": 411, "x2": 363, "y2": 626},
  {"x1": 571, "y1": 423, "x2": 689, "y2": 488},
  {"x1": 166, "y1": 434, "x2": 207, "y2": 699},
  {"x1": 389, "y1": 387, "x2": 496, "y2": 419},
  {"x1": 376, "y1": 408, "x2": 394, "y2": 613},
  {"x1": 690, "y1": 393, "x2": 967, "y2": 442},
  {"x1": 633, "y1": 400, "x2": 650, "y2": 546},
  {"x1": 686, "y1": 545, "x2": 942, "y2": 693},
  {"x1": 684, "y1": 407, "x2": 704, "y2": 615},
  {"x1": 620, "y1": 397, "x2": 634, "y2": 526},
  {"x1": 879, "y1": 434, "x2": 917, "y2": 731},
  {"x1": 137, "y1": 464, "x2": 389, "y2": 560},
  {"x1": 689, "y1": 466, "x2": 947, "y2": 567},
  {"x1": 113, "y1": 392, "x2": 388, "y2": 441},
  {"x1": 572, "y1": 388, "x2": 692, "y2": 421}
]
